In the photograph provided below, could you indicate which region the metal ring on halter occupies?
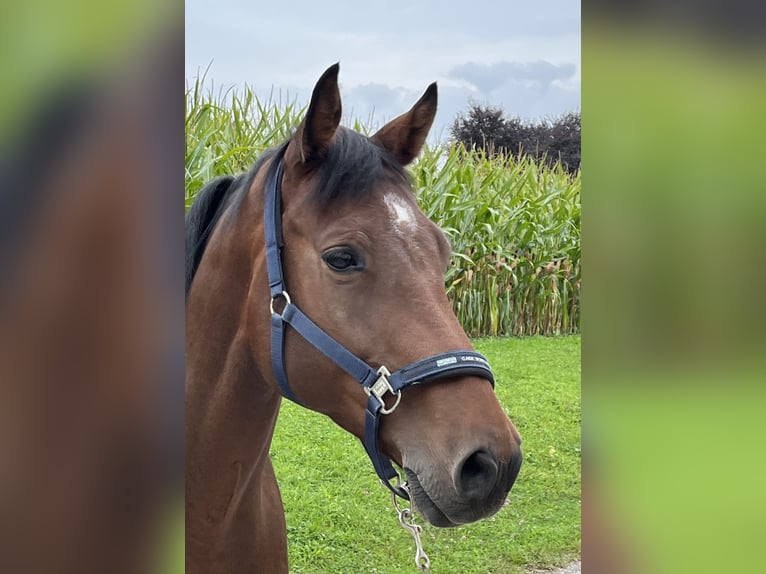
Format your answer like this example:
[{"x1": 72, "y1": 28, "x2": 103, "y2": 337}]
[
  {"x1": 386, "y1": 474, "x2": 410, "y2": 502},
  {"x1": 391, "y1": 481, "x2": 407, "y2": 511},
  {"x1": 269, "y1": 291, "x2": 292, "y2": 316}
]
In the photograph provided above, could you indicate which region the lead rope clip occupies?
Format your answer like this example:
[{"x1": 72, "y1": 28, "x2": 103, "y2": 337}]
[{"x1": 392, "y1": 481, "x2": 431, "y2": 573}]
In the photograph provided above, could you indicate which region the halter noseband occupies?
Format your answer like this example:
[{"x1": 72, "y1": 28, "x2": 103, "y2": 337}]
[{"x1": 264, "y1": 154, "x2": 496, "y2": 500}]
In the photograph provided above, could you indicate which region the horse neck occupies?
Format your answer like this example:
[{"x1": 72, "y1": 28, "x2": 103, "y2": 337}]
[{"x1": 185, "y1": 187, "x2": 281, "y2": 528}]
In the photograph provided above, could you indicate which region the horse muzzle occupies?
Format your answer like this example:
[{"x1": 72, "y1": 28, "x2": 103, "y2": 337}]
[{"x1": 403, "y1": 443, "x2": 523, "y2": 527}]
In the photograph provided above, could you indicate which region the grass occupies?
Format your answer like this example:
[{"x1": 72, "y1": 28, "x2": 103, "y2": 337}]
[{"x1": 270, "y1": 336, "x2": 581, "y2": 574}]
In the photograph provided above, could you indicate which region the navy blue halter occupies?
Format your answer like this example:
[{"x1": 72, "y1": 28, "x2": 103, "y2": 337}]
[{"x1": 265, "y1": 155, "x2": 496, "y2": 500}]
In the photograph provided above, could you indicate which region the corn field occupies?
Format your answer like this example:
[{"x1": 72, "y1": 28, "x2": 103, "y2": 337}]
[{"x1": 186, "y1": 80, "x2": 580, "y2": 336}]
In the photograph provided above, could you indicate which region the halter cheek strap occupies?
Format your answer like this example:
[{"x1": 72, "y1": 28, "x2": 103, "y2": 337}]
[{"x1": 264, "y1": 154, "x2": 496, "y2": 500}]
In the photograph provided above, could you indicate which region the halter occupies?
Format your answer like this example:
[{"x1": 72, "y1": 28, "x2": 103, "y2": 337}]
[{"x1": 264, "y1": 154, "x2": 496, "y2": 501}]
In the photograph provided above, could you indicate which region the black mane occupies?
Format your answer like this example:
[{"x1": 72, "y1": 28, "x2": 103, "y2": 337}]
[
  {"x1": 184, "y1": 174, "x2": 237, "y2": 298},
  {"x1": 184, "y1": 145, "x2": 284, "y2": 298}
]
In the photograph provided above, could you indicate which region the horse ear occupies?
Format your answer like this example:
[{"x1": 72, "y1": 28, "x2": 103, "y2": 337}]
[
  {"x1": 371, "y1": 82, "x2": 437, "y2": 165},
  {"x1": 291, "y1": 63, "x2": 342, "y2": 164}
]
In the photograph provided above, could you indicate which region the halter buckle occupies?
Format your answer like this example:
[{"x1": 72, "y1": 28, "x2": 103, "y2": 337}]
[{"x1": 366, "y1": 366, "x2": 402, "y2": 415}]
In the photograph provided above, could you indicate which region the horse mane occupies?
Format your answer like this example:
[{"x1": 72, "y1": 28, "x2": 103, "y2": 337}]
[
  {"x1": 184, "y1": 175, "x2": 237, "y2": 298},
  {"x1": 185, "y1": 129, "x2": 410, "y2": 299},
  {"x1": 184, "y1": 144, "x2": 286, "y2": 299}
]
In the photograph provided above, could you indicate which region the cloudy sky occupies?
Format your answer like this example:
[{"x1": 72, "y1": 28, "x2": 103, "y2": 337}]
[{"x1": 186, "y1": 0, "x2": 580, "y2": 140}]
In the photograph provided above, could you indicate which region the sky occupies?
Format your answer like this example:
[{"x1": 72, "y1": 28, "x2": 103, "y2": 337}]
[{"x1": 185, "y1": 0, "x2": 580, "y2": 140}]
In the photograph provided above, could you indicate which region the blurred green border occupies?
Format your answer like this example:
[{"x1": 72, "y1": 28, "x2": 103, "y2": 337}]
[{"x1": 584, "y1": 21, "x2": 766, "y2": 574}]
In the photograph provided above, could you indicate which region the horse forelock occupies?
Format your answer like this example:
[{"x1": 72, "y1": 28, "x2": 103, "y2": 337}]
[{"x1": 310, "y1": 127, "x2": 411, "y2": 210}]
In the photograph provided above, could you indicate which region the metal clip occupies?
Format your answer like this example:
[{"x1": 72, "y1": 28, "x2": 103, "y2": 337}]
[
  {"x1": 365, "y1": 366, "x2": 402, "y2": 415},
  {"x1": 392, "y1": 482, "x2": 431, "y2": 573}
]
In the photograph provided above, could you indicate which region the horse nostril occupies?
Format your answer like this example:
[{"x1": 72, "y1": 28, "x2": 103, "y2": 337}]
[{"x1": 455, "y1": 449, "x2": 499, "y2": 500}]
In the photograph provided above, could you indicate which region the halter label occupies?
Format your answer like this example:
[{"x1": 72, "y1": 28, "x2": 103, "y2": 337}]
[
  {"x1": 436, "y1": 357, "x2": 458, "y2": 367},
  {"x1": 459, "y1": 355, "x2": 490, "y2": 367},
  {"x1": 370, "y1": 376, "x2": 391, "y2": 397}
]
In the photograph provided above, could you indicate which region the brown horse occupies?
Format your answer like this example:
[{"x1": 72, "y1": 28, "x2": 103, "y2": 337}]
[{"x1": 185, "y1": 63, "x2": 523, "y2": 573}]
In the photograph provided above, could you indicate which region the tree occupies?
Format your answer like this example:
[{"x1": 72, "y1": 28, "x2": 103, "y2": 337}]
[
  {"x1": 450, "y1": 103, "x2": 580, "y2": 174},
  {"x1": 450, "y1": 104, "x2": 506, "y2": 151},
  {"x1": 547, "y1": 111, "x2": 581, "y2": 173}
]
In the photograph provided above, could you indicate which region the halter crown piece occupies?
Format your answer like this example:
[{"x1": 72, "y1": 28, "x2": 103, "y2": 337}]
[{"x1": 264, "y1": 153, "x2": 496, "y2": 500}]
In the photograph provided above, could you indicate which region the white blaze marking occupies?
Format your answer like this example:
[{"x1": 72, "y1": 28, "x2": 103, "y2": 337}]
[{"x1": 383, "y1": 193, "x2": 417, "y2": 236}]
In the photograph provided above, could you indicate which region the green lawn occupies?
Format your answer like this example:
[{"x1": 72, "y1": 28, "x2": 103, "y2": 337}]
[{"x1": 271, "y1": 336, "x2": 581, "y2": 573}]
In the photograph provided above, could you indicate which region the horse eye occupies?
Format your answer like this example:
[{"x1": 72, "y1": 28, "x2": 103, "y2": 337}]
[{"x1": 322, "y1": 248, "x2": 362, "y2": 272}]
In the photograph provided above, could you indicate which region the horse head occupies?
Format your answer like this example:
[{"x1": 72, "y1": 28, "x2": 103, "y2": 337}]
[{"x1": 248, "y1": 64, "x2": 522, "y2": 526}]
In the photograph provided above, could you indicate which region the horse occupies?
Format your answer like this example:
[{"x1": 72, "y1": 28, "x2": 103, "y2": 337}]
[{"x1": 185, "y1": 63, "x2": 523, "y2": 573}]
